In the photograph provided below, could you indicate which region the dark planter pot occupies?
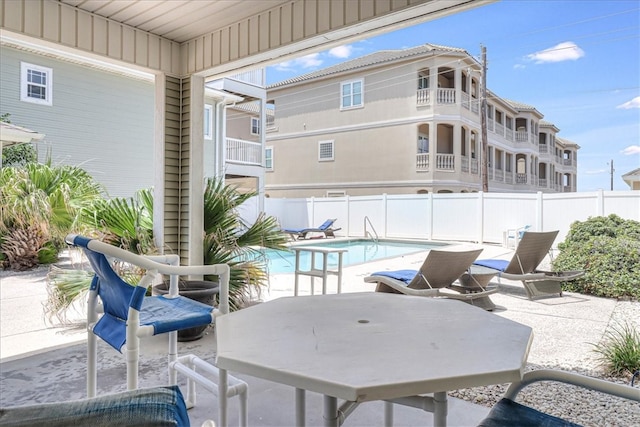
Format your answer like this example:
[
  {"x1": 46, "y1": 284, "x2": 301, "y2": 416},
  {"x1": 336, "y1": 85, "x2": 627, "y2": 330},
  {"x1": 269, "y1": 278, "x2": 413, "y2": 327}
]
[{"x1": 153, "y1": 280, "x2": 219, "y2": 342}]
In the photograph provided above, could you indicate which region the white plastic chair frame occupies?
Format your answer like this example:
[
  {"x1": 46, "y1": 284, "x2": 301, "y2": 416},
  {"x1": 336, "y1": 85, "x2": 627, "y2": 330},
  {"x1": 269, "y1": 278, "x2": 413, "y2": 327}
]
[{"x1": 66, "y1": 235, "x2": 238, "y2": 427}]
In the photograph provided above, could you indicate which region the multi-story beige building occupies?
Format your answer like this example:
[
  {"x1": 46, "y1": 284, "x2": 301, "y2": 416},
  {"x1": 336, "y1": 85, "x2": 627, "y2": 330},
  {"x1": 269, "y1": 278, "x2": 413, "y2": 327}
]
[{"x1": 264, "y1": 43, "x2": 579, "y2": 198}]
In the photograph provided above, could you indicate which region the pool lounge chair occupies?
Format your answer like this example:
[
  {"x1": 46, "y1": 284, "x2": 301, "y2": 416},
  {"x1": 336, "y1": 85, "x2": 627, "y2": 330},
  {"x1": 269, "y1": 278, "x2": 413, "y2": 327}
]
[
  {"x1": 473, "y1": 230, "x2": 584, "y2": 300},
  {"x1": 364, "y1": 248, "x2": 499, "y2": 309},
  {"x1": 283, "y1": 218, "x2": 341, "y2": 240}
]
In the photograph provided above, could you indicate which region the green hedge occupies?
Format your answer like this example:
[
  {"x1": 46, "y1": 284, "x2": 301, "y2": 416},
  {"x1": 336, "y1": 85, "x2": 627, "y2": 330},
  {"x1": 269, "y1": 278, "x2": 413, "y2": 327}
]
[{"x1": 553, "y1": 214, "x2": 640, "y2": 300}]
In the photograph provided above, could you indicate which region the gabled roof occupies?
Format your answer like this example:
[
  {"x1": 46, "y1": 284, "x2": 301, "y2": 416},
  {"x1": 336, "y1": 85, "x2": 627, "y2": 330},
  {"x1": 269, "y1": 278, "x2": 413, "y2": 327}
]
[
  {"x1": 503, "y1": 99, "x2": 543, "y2": 117},
  {"x1": 540, "y1": 120, "x2": 560, "y2": 132},
  {"x1": 622, "y1": 168, "x2": 640, "y2": 179},
  {"x1": 269, "y1": 43, "x2": 471, "y2": 88},
  {"x1": 556, "y1": 137, "x2": 580, "y2": 149}
]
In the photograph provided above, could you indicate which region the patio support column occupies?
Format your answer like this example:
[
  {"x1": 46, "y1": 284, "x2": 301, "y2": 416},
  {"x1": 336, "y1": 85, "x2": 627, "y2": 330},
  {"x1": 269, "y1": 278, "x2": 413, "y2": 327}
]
[
  {"x1": 153, "y1": 72, "x2": 167, "y2": 251},
  {"x1": 187, "y1": 75, "x2": 206, "y2": 267}
]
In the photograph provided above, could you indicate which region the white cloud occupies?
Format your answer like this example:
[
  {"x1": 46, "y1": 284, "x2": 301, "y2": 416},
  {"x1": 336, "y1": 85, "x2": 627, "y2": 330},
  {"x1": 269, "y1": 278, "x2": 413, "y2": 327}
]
[
  {"x1": 526, "y1": 41, "x2": 585, "y2": 64},
  {"x1": 616, "y1": 96, "x2": 640, "y2": 109},
  {"x1": 584, "y1": 168, "x2": 607, "y2": 175},
  {"x1": 328, "y1": 45, "x2": 353, "y2": 59},
  {"x1": 274, "y1": 53, "x2": 323, "y2": 72},
  {"x1": 513, "y1": 63, "x2": 525, "y2": 70},
  {"x1": 297, "y1": 53, "x2": 323, "y2": 68},
  {"x1": 622, "y1": 145, "x2": 640, "y2": 155}
]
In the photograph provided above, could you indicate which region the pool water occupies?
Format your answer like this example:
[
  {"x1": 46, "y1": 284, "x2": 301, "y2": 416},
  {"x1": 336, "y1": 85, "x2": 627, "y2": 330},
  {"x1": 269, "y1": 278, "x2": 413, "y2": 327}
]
[{"x1": 263, "y1": 239, "x2": 447, "y2": 274}]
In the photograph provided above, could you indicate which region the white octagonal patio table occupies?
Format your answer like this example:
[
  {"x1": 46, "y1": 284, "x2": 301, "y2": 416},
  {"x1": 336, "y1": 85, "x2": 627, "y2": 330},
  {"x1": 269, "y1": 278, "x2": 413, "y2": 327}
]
[{"x1": 216, "y1": 293, "x2": 533, "y2": 427}]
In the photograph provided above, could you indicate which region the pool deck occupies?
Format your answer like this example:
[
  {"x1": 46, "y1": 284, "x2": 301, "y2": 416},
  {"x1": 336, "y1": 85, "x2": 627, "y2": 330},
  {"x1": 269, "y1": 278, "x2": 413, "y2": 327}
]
[{"x1": 2, "y1": 239, "x2": 638, "y2": 426}]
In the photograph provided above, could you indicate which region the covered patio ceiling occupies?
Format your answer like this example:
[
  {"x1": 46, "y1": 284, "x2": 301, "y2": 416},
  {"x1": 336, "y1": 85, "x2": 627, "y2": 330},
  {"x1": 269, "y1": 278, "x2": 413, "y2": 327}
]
[{"x1": 44, "y1": 0, "x2": 495, "y2": 78}]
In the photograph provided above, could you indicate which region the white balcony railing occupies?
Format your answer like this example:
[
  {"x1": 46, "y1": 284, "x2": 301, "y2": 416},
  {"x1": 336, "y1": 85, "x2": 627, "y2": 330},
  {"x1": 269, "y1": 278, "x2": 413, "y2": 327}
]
[
  {"x1": 515, "y1": 130, "x2": 528, "y2": 143},
  {"x1": 226, "y1": 138, "x2": 262, "y2": 165},
  {"x1": 437, "y1": 88, "x2": 456, "y2": 104},
  {"x1": 505, "y1": 128, "x2": 514, "y2": 142},
  {"x1": 436, "y1": 154, "x2": 455, "y2": 171},
  {"x1": 462, "y1": 92, "x2": 470, "y2": 110},
  {"x1": 416, "y1": 153, "x2": 429, "y2": 170},
  {"x1": 416, "y1": 89, "x2": 430, "y2": 105}
]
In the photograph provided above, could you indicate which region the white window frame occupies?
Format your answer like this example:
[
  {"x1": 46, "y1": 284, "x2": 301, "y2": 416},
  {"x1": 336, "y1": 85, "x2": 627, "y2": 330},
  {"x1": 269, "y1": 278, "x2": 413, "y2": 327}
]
[
  {"x1": 20, "y1": 62, "x2": 53, "y2": 106},
  {"x1": 340, "y1": 79, "x2": 363, "y2": 110},
  {"x1": 417, "y1": 135, "x2": 429, "y2": 154},
  {"x1": 204, "y1": 104, "x2": 213, "y2": 140},
  {"x1": 251, "y1": 117, "x2": 260, "y2": 135},
  {"x1": 265, "y1": 146, "x2": 273, "y2": 171},
  {"x1": 318, "y1": 140, "x2": 334, "y2": 162}
]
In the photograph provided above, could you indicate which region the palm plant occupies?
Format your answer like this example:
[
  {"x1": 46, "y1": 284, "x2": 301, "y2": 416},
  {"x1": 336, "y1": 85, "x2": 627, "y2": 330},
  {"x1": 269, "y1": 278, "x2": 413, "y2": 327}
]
[
  {"x1": 0, "y1": 162, "x2": 105, "y2": 270},
  {"x1": 46, "y1": 177, "x2": 289, "y2": 318},
  {"x1": 201, "y1": 177, "x2": 289, "y2": 310}
]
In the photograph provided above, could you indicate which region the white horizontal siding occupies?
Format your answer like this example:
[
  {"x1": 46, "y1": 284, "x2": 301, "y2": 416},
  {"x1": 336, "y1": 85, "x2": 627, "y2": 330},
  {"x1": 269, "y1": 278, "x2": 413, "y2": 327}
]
[{"x1": 0, "y1": 46, "x2": 155, "y2": 198}]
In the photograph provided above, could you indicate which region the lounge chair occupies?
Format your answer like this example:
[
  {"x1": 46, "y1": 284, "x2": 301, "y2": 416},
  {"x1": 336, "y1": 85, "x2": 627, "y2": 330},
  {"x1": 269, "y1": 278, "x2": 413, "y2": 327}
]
[
  {"x1": 473, "y1": 230, "x2": 584, "y2": 300},
  {"x1": 283, "y1": 218, "x2": 341, "y2": 240},
  {"x1": 478, "y1": 369, "x2": 640, "y2": 426},
  {"x1": 364, "y1": 248, "x2": 499, "y2": 309}
]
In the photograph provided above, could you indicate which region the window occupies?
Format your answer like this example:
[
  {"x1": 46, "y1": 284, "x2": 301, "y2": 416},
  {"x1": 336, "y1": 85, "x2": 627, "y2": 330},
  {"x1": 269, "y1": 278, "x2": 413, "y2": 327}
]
[
  {"x1": 417, "y1": 135, "x2": 429, "y2": 153},
  {"x1": 340, "y1": 80, "x2": 363, "y2": 109},
  {"x1": 326, "y1": 191, "x2": 346, "y2": 197},
  {"x1": 251, "y1": 117, "x2": 260, "y2": 135},
  {"x1": 204, "y1": 104, "x2": 213, "y2": 140},
  {"x1": 418, "y1": 71, "x2": 429, "y2": 89},
  {"x1": 318, "y1": 140, "x2": 334, "y2": 161},
  {"x1": 265, "y1": 146, "x2": 273, "y2": 171},
  {"x1": 21, "y1": 62, "x2": 52, "y2": 106}
]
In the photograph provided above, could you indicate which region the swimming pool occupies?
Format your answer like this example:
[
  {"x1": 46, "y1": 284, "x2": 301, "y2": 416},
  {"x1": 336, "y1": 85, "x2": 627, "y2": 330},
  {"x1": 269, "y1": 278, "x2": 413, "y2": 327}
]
[{"x1": 262, "y1": 239, "x2": 448, "y2": 274}]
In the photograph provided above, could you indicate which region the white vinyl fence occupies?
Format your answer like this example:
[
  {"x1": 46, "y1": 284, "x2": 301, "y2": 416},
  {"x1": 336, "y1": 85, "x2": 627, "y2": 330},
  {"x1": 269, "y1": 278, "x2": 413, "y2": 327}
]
[{"x1": 263, "y1": 190, "x2": 640, "y2": 247}]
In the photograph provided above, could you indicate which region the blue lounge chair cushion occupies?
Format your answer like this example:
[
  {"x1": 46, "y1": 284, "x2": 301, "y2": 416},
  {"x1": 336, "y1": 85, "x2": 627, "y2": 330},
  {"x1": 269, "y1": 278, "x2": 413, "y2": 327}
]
[
  {"x1": 283, "y1": 219, "x2": 335, "y2": 233},
  {"x1": 0, "y1": 385, "x2": 190, "y2": 426},
  {"x1": 478, "y1": 398, "x2": 581, "y2": 427},
  {"x1": 370, "y1": 269, "x2": 417, "y2": 284},
  {"x1": 474, "y1": 259, "x2": 509, "y2": 272}
]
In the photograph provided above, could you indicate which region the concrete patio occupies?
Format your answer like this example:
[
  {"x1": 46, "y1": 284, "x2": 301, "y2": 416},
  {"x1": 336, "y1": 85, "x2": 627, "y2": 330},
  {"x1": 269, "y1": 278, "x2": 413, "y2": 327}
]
[{"x1": 1, "y1": 241, "x2": 637, "y2": 426}]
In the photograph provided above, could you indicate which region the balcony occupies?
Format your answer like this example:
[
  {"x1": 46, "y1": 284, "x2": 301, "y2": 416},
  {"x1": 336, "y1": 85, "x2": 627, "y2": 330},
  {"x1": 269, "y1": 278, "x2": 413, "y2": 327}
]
[
  {"x1": 416, "y1": 88, "x2": 430, "y2": 105},
  {"x1": 437, "y1": 88, "x2": 456, "y2": 104},
  {"x1": 436, "y1": 153, "x2": 455, "y2": 171},
  {"x1": 226, "y1": 138, "x2": 262, "y2": 166},
  {"x1": 416, "y1": 153, "x2": 429, "y2": 170}
]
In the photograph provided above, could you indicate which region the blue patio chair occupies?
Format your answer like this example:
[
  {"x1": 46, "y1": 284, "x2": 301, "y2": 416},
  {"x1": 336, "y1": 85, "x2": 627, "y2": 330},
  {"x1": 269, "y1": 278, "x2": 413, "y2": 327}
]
[
  {"x1": 282, "y1": 218, "x2": 341, "y2": 240},
  {"x1": 478, "y1": 369, "x2": 640, "y2": 426},
  {"x1": 65, "y1": 234, "x2": 246, "y2": 427}
]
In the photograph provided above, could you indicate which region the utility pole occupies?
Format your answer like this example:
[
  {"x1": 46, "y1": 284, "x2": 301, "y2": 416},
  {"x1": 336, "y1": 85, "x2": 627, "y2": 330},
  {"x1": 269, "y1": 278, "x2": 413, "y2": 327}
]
[
  {"x1": 480, "y1": 45, "x2": 489, "y2": 192},
  {"x1": 610, "y1": 159, "x2": 614, "y2": 191}
]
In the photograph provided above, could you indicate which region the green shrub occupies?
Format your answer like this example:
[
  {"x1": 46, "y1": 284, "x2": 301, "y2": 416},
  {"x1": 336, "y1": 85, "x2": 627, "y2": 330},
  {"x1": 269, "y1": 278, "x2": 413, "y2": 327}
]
[
  {"x1": 553, "y1": 214, "x2": 640, "y2": 300},
  {"x1": 592, "y1": 320, "x2": 640, "y2": 376}
]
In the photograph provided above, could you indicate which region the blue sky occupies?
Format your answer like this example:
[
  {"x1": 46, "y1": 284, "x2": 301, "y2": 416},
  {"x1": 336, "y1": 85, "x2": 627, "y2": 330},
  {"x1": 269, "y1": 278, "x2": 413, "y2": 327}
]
[{"x1": 266, "y1": 0, "x2": 640, "y2": 192}]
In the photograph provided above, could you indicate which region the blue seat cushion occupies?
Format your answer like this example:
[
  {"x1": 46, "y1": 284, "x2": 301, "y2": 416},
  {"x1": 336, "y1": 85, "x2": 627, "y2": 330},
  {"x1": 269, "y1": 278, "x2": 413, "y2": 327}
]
[
  {"x1": 0, "y1": 385, "x2": 190, "y2": 427},
  {"x1": 473, "y1": 259, "x2": 509, "y2": 272},
  {"x1": 370, "y1": 269, "x2": 417, "y2": 284},
  {"x1": 93, "y1": 295, "x2": 214, "y2": 352},
  {"x1": 478, "y1": 398, "x2": 581, "y2": 427}
]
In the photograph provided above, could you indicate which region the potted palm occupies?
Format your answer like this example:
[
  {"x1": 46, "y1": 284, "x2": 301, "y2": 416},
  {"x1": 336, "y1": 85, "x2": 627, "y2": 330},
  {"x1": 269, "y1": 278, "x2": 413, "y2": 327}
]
[{"x1": 45, "y1": 178, "x2": 289, "y2": 338}]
